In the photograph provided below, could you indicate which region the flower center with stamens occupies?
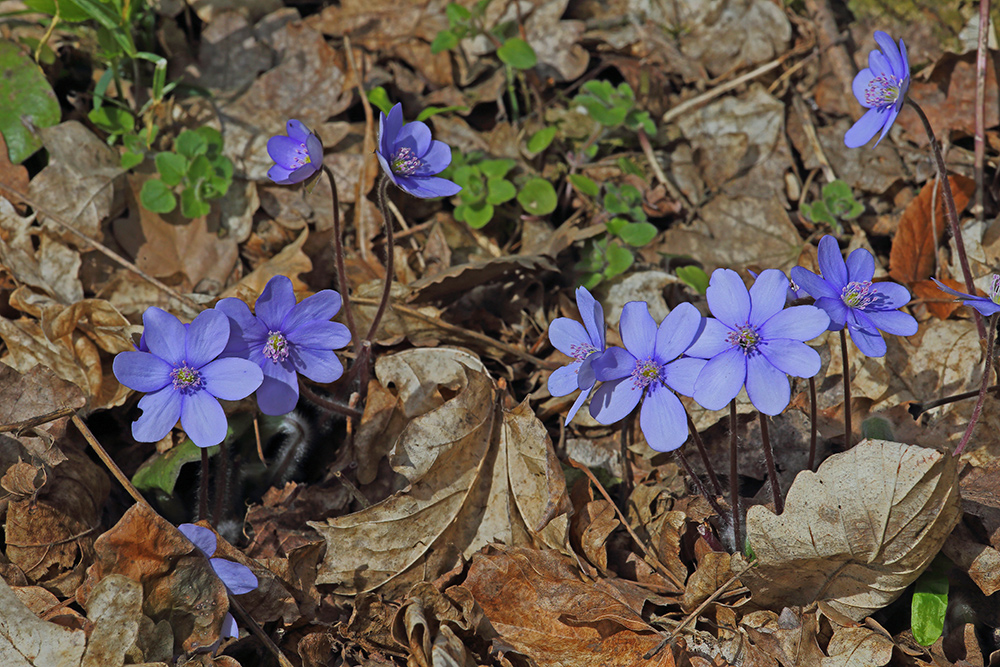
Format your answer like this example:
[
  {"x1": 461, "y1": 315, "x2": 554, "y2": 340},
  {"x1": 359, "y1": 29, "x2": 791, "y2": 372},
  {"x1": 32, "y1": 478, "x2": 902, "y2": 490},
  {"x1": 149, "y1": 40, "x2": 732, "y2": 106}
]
[
  {"x1": 391, "y1": 147, "x2": 422, "y2": 176},
  {"x1": 171, "y1": 362, "x2": 203, "y2": 393},
  {"x1": 569, "y1": 342, "x2": 597, "y2": 361},
  {"x1": 727, "y1": 325, "x2": 761, "y2": 355},
  {"x1": 991, "y1": 275, "x2": 1000, "y2": 305},
  {"x1": 841, "y1": 281, "x2": 876, "y2": 309},
  {"x1": 290, "y1": 142, "x2": 312, "y2": 168},
  {"x1": 263, "y1": 331, "x2": 290, "y2": 363},
  {"x1": 864, "y1": 74, "x2": 903, "y2": 109},
  {"x1": 630, "y1": 357, "x2": 664, "y2": 390}
]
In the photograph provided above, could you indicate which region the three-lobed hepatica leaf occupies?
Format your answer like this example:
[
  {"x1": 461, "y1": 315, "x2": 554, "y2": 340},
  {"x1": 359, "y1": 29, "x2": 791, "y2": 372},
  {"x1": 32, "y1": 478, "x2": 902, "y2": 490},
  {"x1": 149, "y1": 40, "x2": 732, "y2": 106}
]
[{"x1": 734, "y1": 439, "x2": 960, "y2": 622}]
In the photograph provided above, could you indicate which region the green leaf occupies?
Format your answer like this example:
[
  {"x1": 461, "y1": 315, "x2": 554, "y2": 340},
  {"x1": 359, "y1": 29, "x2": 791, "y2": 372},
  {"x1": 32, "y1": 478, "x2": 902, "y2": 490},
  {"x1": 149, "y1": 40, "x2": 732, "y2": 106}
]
[
  {"x1": 604, "y1": 191, "x2": 627, "y2": 215},
  {"x1": 676, "y1": 265, "x2": 709, "y2": 294},
  {"x1": 463, "y1": 201, "x2": 494, "y2": 228},
  {"x1": 479, "y1": 158, "x2": 515, "y2": 179},
  {"x1": 800, "y1": 201, "x2": 837, "y2": 227},
  {"x1": 0, "y1": 41, "x2": 61, "y2": 164},
  {"x1": 155, "y1": 152, "x2": 187, "y2": 186},
  {"x1": 911, "y1": 557, "x2": 950, "y2": 646},
  {"x1": 23, "y1": 0, "x2": 92, "y2": 22},
  {"x1": 368, "y1": 86, "x2": 394, "y2": 115},
  {"x1": 180, "y1": 187, "x2": 210, "y2": 218},
  {"x1": 861, "y1": 416, "x2": 895, "y2": 441},
  {"x1": 196, "y1": 126, "x2": 224, "y2": 155},
  {"x1": 604, "y1": 243, "x2": 634, "y2": 278},
  {"x1": 526, "y1": 126, "x2": 557, "y2": 153},
  {"x1": 579, "y1": 272, "x2": 603, "y2": 290},
  {"x1": 517, "y1": 177, "x2": 557, "y2": 216},
  {"x1": 431, "y1": 29, "x2": 460, "y2": 54},
  {"x1": 617, "y1": 157, "x2": 644, "y2": 177},
  {"x1": 486, "y1": 178, "x2": 516, "y2": 205},
  {"x1": 567, "y1": 174, "x2": 599, "y2": 198},
  {"x1": 140, "y1": 179, "x2": 176, "y2": 214},
  {"x1": 445, "y1": 2, "x2": 471, "y2": 26},
  {"x1": 120, "y1": 151, "x2": 144, "y2": 170},
  {"x1": 187, "y1": 154, "x2": 212, "y2": 181},
  {"x1": 580, "y1": 80, "x2": 613, "y2": 104},
  {"x1": 87, "y1": 105, "x2": 134, "y2": 136},
  {"x1": 175, "y1": 129, "x2": 208, "y2": 159},
  {"x1": 416, "y1": 105, "x2": 467, "y2": 122},
  {"x1": 451, "y1": 165, "x2": 480, "y2": 190},
  {"x1": 618, "y1": 222, "x2": 658, "y2": 247},
  {"x1": 605, "y1": 217, "x2": 627, "y2": 236},
  {"x1": 132, "y1": 439, "x2": 221, "y2": 495},
  {"x1": 497, "y1": 37, "x2": 537, "y2": 70}
]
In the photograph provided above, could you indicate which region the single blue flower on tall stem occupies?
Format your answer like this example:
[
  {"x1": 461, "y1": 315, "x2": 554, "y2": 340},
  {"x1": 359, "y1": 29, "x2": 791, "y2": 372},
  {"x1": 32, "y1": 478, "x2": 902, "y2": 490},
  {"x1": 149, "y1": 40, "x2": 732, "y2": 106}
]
[
  {"x1": 845, "y1": 31, "x2": 909, "y2": 148},
  {"x1": 547, "y1": 286, "x2": 607, "y2": 424},
  {"x1": 376, "y1": 103, "x2": 461, "y2": 199},
  {"x1": 267, "y1": 120, "x2": 323, "y2": 185}
]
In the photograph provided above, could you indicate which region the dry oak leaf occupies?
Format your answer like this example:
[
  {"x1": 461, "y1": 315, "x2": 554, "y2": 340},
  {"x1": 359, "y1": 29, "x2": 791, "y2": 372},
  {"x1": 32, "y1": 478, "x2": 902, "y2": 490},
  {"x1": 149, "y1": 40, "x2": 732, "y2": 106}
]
[
  {"x1": 461, "y1": 545, "x2": 676, "y2": 667},
  {"x1": 734, "y1": 439, "x2": 960, "y2": 622},
  {"x1": 0, "y1": 576, "x2": 85, "y2": 667},
  {"x1": 310, "y1": 347, "x2": 570, "y2": 596},
  {"x1": 888, "y1": 175, "x2": 974, "y2": 286}
]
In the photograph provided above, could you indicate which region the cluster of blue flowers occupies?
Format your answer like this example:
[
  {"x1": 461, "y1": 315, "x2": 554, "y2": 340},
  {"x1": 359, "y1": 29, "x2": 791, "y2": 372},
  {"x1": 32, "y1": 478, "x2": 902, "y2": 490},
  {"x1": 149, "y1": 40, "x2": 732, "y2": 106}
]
[
  {"x1": 549, "y1": 235, "x2": 919, "y2": 452},
  {"x1": 113, "y1": 276, "x2": 351, "y2": 448}
]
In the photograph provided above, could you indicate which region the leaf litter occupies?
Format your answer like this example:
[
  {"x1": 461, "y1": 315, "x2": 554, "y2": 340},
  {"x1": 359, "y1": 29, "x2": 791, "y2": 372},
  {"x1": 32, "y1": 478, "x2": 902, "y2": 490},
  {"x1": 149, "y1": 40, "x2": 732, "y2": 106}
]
[{"x1": 2, "y1": 0, "x2": 1000, "y2": 666}]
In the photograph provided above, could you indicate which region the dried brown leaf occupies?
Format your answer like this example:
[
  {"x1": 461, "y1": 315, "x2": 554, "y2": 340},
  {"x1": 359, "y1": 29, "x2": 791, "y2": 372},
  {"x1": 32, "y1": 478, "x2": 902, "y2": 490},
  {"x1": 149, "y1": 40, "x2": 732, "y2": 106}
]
[
  {"x1": 912, "y1": 277, "x2": 965, "y2": 320},
  {"x1": 889, "y1": 175, "x2": 975, "y2": 285},
  {"x1": 734, "y1": 440, "x2": 960, "y2": 621},
  {"x1": 0, "y1": 576, "x2": 85, "y2": 666},
  {"x1": 81, "y1": 574, "x2": 142, "y2": 667}
]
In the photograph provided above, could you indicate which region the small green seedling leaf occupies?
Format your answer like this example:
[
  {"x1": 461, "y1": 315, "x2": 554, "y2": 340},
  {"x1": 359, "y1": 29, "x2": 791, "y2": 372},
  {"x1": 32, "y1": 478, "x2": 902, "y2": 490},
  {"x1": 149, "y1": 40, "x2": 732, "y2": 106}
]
[
  {"x1": 497, "y1": 37, "x2": 537, "y2": 70},
  {"x1": 618, "y1": 221, "x2": 658, "y2": 247},
  {"x1": 445, "y1": 2, "x2": 471, "y2": 26},
  {"x1": 416, "y1": 105, "x2": 467, "y2": 121},
  {"x1": 911, "y1": 555, "x2": 950, "y2": 646},
  {"x1": 132, "y1": 440, "x2": 220, "y2": 495},
  {"x1": 800, "y1": 201, "x2": 837, "y2": 228},
  {"x1": 431, "y1": 29, "x2": 460, "y2": 54},
  {"x1": 567, "y1": 174, "x2": 599, "y2": 198},
  {"x1": 676, "y1": 265, "x2": 710, "y2": 294},
  {"x1": 517, "y1": 177, "x2": 557, "y2": 216},
  {"x1": 368, "y1": 86, "x2": 394, "y2": 115},
  {"x1": 155, "y1": 152, "x2": 187, "y2": 187},
  {"x1": 140, "y1": 178, "x2": 177, "y2": 214},
  {"x1": 604, "y1": 243, "x2": 634, "y2": 278},
  {"x1": 462, "y1": 201, "x2": 494, "y2": 229},
  {"x1": 23, "y1": 0, "x2": 93, "y2": 22},
  {"x1": 180, "y1": 187, "x2": 210, "y2": 218},
  {"x1": 175, "y1": 129, "x2": 208, "y2": 159},
  {"x1": 861, "y1": 416, "x2": 895, "y2": 441},
  {"x1": 486, "y1": 178, "x2": 516, "y2": 205},
  {"x1": 526, "y1": 126, "x2": 557, "y2": 154},
  {"x1": 479, "y1": 158, "x2": 515, "y2": 179}
]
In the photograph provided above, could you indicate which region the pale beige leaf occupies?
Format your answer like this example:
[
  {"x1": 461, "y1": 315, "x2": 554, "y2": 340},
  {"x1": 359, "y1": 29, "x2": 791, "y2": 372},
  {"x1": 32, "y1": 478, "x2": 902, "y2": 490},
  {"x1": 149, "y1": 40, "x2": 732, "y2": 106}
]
[
  {"x1": 0, "y1": 576, "x2": 85, "y2": 667},
  {"x1": 735, "y1": 440, "x2": 960, "y2": 621},
  {"x1": 81, "y1": 575, "x2": 142, "y2": 667},
  {"x1": 310, "y1": 348, "x2": 569, "y2": 596}
]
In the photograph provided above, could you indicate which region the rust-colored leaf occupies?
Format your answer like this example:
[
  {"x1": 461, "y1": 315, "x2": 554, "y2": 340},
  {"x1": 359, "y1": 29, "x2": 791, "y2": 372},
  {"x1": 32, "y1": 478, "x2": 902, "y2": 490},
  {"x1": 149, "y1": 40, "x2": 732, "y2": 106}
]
[
  {"x1": 912, "y1": 277, "x2": 966, "y2": 320},
  {"x1": 889, "y1": 175, "x2": 975, "y2": 285}
]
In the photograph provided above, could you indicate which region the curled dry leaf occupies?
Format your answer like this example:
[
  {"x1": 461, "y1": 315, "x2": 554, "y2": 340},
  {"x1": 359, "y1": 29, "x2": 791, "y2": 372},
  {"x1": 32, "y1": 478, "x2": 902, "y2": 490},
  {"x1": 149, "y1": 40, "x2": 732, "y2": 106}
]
[
  {"x1": 0, "y1": 576, "x2": 86, "y2": 667},
  {"x1": 734, "y1": 439, "x2": 960, "y2": 622},
  {"x1": 310, "y1": 347, "x2": 570, "y2": 596}
]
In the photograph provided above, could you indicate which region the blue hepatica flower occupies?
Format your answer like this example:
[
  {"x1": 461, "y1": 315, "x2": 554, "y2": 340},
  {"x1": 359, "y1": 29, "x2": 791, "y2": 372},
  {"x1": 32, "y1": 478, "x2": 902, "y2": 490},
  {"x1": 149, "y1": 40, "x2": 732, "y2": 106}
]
[
  {"x1": 932, "y1": 274, "x2": 1000, "y2": 317},
  {"x1": 688, "y1": 269, "x2": 830, "y2": 416},
  {"x1": 589, "y1": 302, "x2": 707, "y2": 452},
  {"x1": 791, "y1": 235, "x2": 918, "y2": 357},
  {"x1": 547, "y1": 286, "x2": 606, "y2": 424},
  {"x1": 376, "y1": 103, "x2": 461, "y2": 199},
  {"x1": 845, "y1": 31, "x2": 910, "y2": 148},
  {"x1": 178, "y1": 523, "x2": 258, "y2": 640},
  {"x1": 113, "y1": 308, "x2": 263, "y2": 447},
  {"x1": 216, "y1": 275, "x2": 351, "y2": 416},
  {"x1": 267, "y1": 119, "x2": 323, "y2": 185}
]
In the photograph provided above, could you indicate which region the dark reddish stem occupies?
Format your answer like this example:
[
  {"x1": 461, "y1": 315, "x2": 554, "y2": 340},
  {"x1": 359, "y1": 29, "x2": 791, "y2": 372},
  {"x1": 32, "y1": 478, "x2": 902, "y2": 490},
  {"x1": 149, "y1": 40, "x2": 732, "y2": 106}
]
[
  {"x1": 808, "y1": 375, "x2": 818, "y2": 471},
  {"x1": 322, "y1": 164, "x2": 360, "y2": 352},
  {"x1": 758, "y1": 412, "x2": 783, "y2": 514},
  {"x1": 686, "y1": 410, "x2": 722, "y2": 496},
  {"x1": 955, "y1": 313, "x2": 998, "y2": 456},
  {"x1": 729, "y1": 400, "x2": 741, "y2": 551},
  {"x1": 199, "y1": 448, "x2": 209, "y2": 523},
  {"x1": 675, "y1": 448, "x2": 726, "y2": 517},
  {"x1": 840, "y1": 328, "x2": 853, "y2": 448}
]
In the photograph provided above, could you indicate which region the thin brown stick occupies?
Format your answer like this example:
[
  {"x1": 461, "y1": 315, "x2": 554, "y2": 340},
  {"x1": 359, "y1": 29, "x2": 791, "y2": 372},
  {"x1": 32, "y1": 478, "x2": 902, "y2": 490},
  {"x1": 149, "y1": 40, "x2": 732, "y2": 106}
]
[
  {"x1": 0, "y1": 407, "x2": 75, "y2": 434},
  {"x1": 72, "y1": 415, "x2": 150, "y2": 509},
  {"x1": 974, "y1": 0, "x2": 990, "y2": 224},
  {"x1": 956, "y1": 313, "x2": 998, "y2": 456},
  {"x1": 344, "y1": 35, "x2": 375, "y2": 263},
  {"x1": 643, "y1": 569, "x2": 746, "y2": 658},
  {"x1": 566, "y1": 457, "x2": 685, "y2": 591}
]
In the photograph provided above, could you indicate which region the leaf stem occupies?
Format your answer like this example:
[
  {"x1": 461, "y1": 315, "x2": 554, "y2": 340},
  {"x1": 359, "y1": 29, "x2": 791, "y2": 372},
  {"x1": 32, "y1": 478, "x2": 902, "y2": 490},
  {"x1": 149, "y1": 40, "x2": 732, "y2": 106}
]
[
  {"x1": 840, "y1": 328, "x2": 853, "y2": 448},
  {"x1": 686, "y1": 409, "x2": 723, "y2": 496},
  {"x1": 758, "y1": 411, "x2": 783, "y2": 514},
  {"x1": 955, "y1": 313, "x2": 998, "y2": 456},
  {"x1": 908, "y1": 99, "x2": 986, "y2": 339},
  {"x1": 322, "y1": 164, "x2": 359, "y2": 352}
]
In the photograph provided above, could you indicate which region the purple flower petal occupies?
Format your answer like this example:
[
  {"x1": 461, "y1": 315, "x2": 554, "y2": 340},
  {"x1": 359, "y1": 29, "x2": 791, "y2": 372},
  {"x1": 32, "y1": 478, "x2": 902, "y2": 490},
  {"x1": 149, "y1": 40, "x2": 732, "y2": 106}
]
[
  {"x1": 845, "y1": 107, "x2": 888, "y2": 148},
  {"x1": 684, "y1": 318, "x2": 733, "y2": 359},
  {"x1": 548, "y1": 362, "x2": 582, "y2": 396},
  {"x1": 113, "y1": 351, "x2": 172, "y2": 392},
  {"x1": 287, "y1": 320, "x2": 351, "y2": 351},
  {"x1": 874, "y1": 30, "x2": 904, "y2": 76},
  {"x1": 216, "y1": 298, "x2": 268, "y2": 355},
  {"x1": 255, "y1": 275, "x2": 296, "y2": 331},
  {"x1": 564, "y1": 386, "x2": 591, "y2": 425},
  {"x1": 874, "y1": 281, "x2": 911, "y2": 309},
  {"x1": 376, "y1": 151, "x2": 399, "y2": 187},
  {"x1": 549, "y1": 318, "x2": 590, "y2": 357},
  {"x1": 693, "y1": 347, "x2": 746, "y2": 411},
  {"x1": 592, "y1": 346, "x2": 637, "y2": 382},
  {"x1": 289, "y1": 346, "x2": 344, "y2": 384},
  {"x1": 749, "y1": 269, "x2": 790, "y2": 327},
  {"x1": 706, "y1": 269, "x2": 751, "y2": 328},
  {"x1": 414, "y1": 140, "x2": 452, "y2": 175},
  {"x1": 185, "y1": 309, "x2": 230, "y2": 369},
  {"x1": 267, "y1": 135, "x2": 304, "y2": 169},
  {"x1": 142, "y1": 307, "x2": 186, "y2": 366},
  {"x1": 852, "y1": 69, "x2": 876, "y2": 109},
  {"x1": 210, "y1": 558, "x2": 258, "y2": 595},
  {"x1": 640, "y1": 383, "x2": 687, "y2": 452},
  {"x1": 379, "y1": 104, "x2": 403, "y2": 156},
  {"x1": 654, "y1": 302, "x2": 702, "y2": 362},
  {"x1": 576, "y1": 286, "x2": 605, "y2": 350},
  {"x1": 900, "y1": 39, "x2": 909, "y2": 78},
  {"x1": 589, "y1": 376, "x2": 643, "y2": 425},
  {"x1": 759, "y1": 338, "x2": 821, "y2": 378},
  {"x1": 282, "y1": 289, "x2": 342, "y2": 332},
  {"x1": 789, "y1": 267, "x2": 838, "y2": 300},
  {"x1": 815, "y1": 296, "x2": 848, "y2": 328},
  {"x1": 395, "y1": 120, "x2": 432, "y2": 156},
  {"x1": 180, "y1": 390, "x2": 227, "y2": 448},
  {"x1": 256, "y1": 361, "x2": 300, "y2": 416},
  {"x1": 620, "y1": 301, "x2": 657, "y2": 360},
  {"x1": 285, "y1": 119, "x2": 311, "y2": 143},
  {"x1": 305, "y1": 133, "x2": 323, "y2": 166},
  {"x1": 179, "y1": 523, "x2": 217, "y2": 556},
  {"x1": 578, "y1": 355, "x2": 598, "y2": 390},
  {"x1": 816, "y1": 236, "x2": 848, "y2": 288},
  {"x1": 133, "y1": 385, "x2": 182, "y2": 443},
  {"x1": 663, "y1": 356, "x2": 707, "y2": 397},
  {"x1": 267, "y1": 164, "x2": 294, "y2": 184},
  {"x1": 221, "y1": 613, "x2": 238, "y2": 639},
  {"x1": 758, "y1": 305, "x2": 830, "y2": 342},
  {"x1": 847, "y1": 310, "x2": 887, "y2": 357},
  {"x1": 745, "y1": 354, "x2": 790, "y2": 415},
  {"x1": 845, "y1": 248, "x2": 876, "y2": 283},
  {"x1": 864, "y1": 309, "x2": 918, "y2": 337},
  {"x1": 868, "y1": 49, "x2": 892, "y2": 79},
  {"x1": 873, "y1": 105, "x2": 900, "y2": 147},
  {"x1": 201, "y1": 357, "x2": 263, "y2": 400},
  {"x1": 394, "y1": 175, "x2": 462, "y2": 198}
]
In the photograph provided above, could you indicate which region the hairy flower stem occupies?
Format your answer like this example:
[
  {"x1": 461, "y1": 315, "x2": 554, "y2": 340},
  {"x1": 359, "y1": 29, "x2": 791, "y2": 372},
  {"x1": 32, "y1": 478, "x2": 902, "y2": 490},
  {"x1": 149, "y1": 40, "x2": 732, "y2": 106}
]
[
  {"x1": 686, "y1": 410, "x2": 723, "y2": 496},
  {"x1": 956, "y1": 313, "x2": 999, "y2": 456},
  {"x1": 620, "y1": 416, "x2": 633, "y2": 495},
  {"x1": 322, "y1": 165, "x2": 360, "y2": 352},
  {"x1": 909, "y1": 100, "x2": 986, "y2": 339},
  {"x1": 199, "y1": 448, "x2": 209, "y2": 522},
  {"x1": 729, "y1": 400, "x2": 741, "y2": 551},
  {"x1": 758, "y1": 412, "x2": 783, "y2": 514},
  {"x1": 808, "y1": 376, "x2": 818, "y2": 471},
  {"x1": 212, "y1": 440, "x2": 229, "y2": 526},
  {"x1": 675, "y1": 448, "x2": 726, "y2": 517},
  {"x1": 909, "y1": 384, "x2": 1000, "y2": 417},
  {"x1": 840, "y1": 328, "x2": 853, "y2": 448}
]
